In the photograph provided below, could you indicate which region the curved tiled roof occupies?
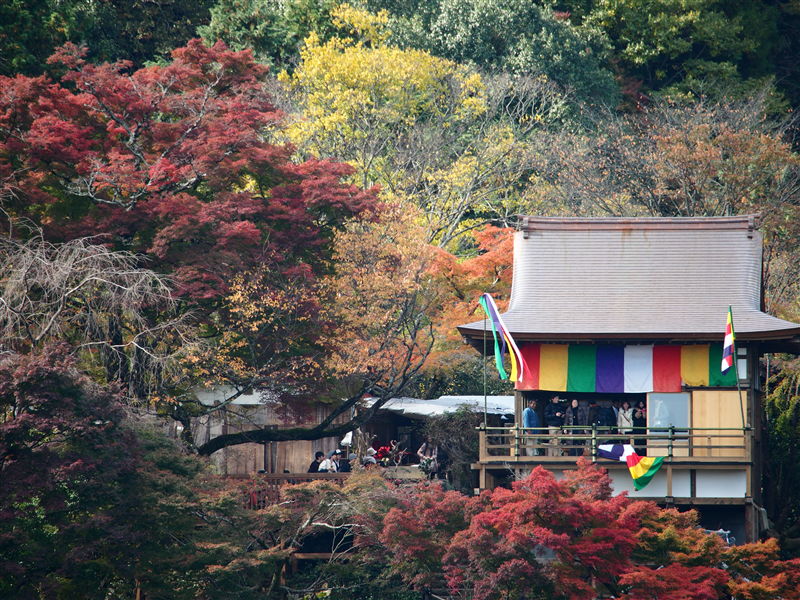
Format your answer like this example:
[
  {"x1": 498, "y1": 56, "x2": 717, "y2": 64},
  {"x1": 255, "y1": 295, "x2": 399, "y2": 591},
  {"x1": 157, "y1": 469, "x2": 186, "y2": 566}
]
[{"x1": 458, "y1": 216, "x2": 800, "y2": 342}]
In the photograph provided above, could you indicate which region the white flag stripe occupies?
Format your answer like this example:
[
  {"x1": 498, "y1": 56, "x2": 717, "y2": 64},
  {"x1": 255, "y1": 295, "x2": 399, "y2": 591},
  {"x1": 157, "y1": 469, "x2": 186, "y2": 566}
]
[
  {"x1": 484, "y1": 293, "x2": 524, "y2": 380},
  {"x1": 624, "y1": 345, "x2": 653, "y2": 393}
]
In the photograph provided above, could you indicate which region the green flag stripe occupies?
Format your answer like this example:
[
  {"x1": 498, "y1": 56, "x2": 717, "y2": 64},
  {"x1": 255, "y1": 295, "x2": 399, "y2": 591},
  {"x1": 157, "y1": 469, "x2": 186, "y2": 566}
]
[
  {"x1": 478, "y1": 297, "x2": 508, "y2": 380},
  {"x1": 567, "y1": 345, "x2": 597, "y2": 392},
  {"x1": 709, "y1": 343, "x2": 737, "y2": 386}
]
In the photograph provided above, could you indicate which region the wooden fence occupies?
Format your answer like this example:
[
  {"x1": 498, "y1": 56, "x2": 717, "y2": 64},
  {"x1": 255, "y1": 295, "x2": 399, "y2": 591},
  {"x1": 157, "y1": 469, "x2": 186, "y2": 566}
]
[{"x1": 238, "y1": 473, "x2": 351, "y2": 509}]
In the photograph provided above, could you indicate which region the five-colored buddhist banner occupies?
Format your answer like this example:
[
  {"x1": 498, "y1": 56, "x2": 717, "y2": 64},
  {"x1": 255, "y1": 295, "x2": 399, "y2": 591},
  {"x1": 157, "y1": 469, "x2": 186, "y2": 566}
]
[{"x1": 516, "y1": 344, "x2": 737, "y2": 392}]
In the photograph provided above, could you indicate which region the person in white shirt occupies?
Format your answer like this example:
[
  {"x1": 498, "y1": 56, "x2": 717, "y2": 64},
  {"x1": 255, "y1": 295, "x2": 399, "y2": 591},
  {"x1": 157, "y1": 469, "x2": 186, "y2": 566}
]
[
  {"x1": 318, "y1": 449, "x2": 342, "y2": 472},
  {"x1": 617, "y1": 401, "x2": 634, "y2": 442}
]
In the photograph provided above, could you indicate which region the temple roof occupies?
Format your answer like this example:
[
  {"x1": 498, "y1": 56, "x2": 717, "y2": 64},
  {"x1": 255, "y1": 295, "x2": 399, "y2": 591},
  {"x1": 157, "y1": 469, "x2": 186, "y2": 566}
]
[{"x1": 457, "y1": 215, "x2": 800, "y2": 344}]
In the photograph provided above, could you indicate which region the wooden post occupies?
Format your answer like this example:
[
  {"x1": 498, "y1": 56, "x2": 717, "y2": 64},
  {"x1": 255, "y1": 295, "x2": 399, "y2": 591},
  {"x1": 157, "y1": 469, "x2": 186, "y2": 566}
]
[
  {"x1": 666, "y1": 464, "x2": 673, "y2": 497},
  {"x1": 668, "y1": 426, "x2": 675, "y2": 459}
]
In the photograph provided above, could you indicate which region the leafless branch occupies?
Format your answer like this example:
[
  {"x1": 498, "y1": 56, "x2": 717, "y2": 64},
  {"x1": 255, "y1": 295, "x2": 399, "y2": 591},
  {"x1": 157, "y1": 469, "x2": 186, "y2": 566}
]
[{"x1": 0, "y1": 233, "x2": 199, "y2": 400}]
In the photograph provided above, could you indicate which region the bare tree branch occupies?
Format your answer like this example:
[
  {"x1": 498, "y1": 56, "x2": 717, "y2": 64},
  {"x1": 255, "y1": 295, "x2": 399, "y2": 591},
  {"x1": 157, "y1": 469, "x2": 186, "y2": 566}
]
[{"x1": 0, "y1": 233, "x2": 198, "y2": 400}]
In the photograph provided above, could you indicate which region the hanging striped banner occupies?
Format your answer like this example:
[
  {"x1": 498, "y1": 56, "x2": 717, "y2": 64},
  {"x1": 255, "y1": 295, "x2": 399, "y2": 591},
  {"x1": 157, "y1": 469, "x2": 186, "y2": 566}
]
[
  {"x1": 515, "y1": 343, "x2": 737, "y2": 392},
  {"x1": 477, "y1": 293, "x2": 525, "y2": 382},
  {"x1": 722, "y1": 306, "x2": 735, "y2": 374}
]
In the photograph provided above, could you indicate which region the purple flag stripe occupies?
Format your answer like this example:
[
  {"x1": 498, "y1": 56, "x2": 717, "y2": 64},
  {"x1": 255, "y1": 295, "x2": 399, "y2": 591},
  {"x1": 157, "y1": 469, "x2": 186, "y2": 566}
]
[
  {"x1": 596, "y1": 345, "x2": 624, "y2": 393},
  {"x1": 482, "y1": 294, "x2": 508, "y2": 357}
]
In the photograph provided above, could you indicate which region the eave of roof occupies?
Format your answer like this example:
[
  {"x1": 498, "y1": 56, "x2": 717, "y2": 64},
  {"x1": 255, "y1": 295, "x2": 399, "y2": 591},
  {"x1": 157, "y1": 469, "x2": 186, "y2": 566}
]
[{"x1": 458, "y1": 215, "x2": 800, "y2": 346}]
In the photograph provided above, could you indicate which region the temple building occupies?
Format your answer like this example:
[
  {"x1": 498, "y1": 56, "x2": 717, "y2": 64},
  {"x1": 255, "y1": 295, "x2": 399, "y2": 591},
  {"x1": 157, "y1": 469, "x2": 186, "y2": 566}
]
[{"x1": 458, "y1": 215, "x2": 800, "y2": 542}]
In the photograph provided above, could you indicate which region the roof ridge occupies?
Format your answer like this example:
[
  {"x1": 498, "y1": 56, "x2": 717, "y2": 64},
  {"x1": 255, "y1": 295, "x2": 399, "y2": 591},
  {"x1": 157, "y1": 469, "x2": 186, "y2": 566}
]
[{"x1": 519, "y1": 215, "x2": 758, "y2": 233}]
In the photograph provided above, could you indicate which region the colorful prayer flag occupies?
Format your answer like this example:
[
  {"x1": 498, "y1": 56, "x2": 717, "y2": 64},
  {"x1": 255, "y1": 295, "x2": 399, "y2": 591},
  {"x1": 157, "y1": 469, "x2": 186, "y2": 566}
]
[
  {"x1": 597, "y1": 443, "x2": 664, "y2": 491},
  {"x1": 722, "y1": 306, "x2": 735, "y2": 374},
  {"x1": 597, "y1": 443, "x2": 636, "y2": 462},
  {"x1": 626, "y1": 454, "x2": 665, "y2": 491},
  {"x1": 516, "y1": 342, "x2": 732, "y2": 392},
  {"x1": 477, "y1": 293, "x2": 525, "y2": 382}
]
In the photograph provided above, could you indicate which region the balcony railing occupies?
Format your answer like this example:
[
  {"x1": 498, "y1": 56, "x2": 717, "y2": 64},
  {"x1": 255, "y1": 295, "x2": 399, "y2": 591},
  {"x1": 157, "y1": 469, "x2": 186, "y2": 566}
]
[{"x1": 478, "y1": 425, "x2": 750, "y2": 463}]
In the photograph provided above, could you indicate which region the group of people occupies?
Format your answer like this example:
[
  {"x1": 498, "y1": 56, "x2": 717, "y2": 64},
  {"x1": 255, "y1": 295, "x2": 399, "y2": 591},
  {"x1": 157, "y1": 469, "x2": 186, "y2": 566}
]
[
  {"x1": 522, "y1": 396, "x2": 648, "y2": 456},
  {"x1": 306, "y1": 440, "x2": 441, "y2": 478},
  {"x1": 306, "y1": 449, "x2": 362, "y2": 473}
]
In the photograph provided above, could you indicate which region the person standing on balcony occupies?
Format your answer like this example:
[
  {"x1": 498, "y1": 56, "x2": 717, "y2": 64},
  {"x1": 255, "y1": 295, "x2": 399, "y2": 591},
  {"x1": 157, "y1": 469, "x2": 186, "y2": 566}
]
[
  {"x1": 588, "y1": 399, "x2": 601, "y2": 428},
  {"x1": 564, "y1": 399, "x2": 590, "y2": 456},
  {"x1": 544, "y1": 395, "x2": 565, "y2": 456},
  {"x1": 522, "y1": 398, "x2": 541, "y2": 456},
  {"x1": 612, "y1": 399, "x2": 621, "y2": 422},
  {"x1": 633, "y1": 401, "x2": 647, "y2": 454},
  {"x1": 617, "y1": 400, "x2": 634, "y2": 443},
  {"x1": 307, "y1": 451, "x2": 325, "y2": 473}
]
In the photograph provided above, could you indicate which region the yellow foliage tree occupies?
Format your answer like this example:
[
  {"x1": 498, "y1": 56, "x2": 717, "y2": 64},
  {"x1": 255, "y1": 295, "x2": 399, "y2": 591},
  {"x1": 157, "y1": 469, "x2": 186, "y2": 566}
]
[
  {"x1": 320, "y1": 202, "x2": 439, "y2": 391},
  {"x1": 190, "y1": 203, "x2": 442, "y2": 454},
  {"x1": 280, "y1": 5, "x2": 564, "y2": 249},
  {"x1": 280, "y1": 13, "x2": 486, "y2": 184}
]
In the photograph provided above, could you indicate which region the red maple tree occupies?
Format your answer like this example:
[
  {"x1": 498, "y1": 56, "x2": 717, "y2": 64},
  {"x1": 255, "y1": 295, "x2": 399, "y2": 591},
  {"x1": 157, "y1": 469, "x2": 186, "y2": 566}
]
[
  {"x1": 376, "y1": 460, "x2": 800, "y2": 600},
  {"x1": 0, "y1": 39, "x2": 375, "y2": 301}
]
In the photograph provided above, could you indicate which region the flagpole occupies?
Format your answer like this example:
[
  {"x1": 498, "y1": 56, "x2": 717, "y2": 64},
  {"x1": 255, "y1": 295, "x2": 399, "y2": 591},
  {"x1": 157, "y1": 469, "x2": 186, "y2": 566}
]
[
  {"x1": 483, "y1": 315, "x2": 488, "y2": 429},
  {"x1": 729, "y1": 305, "x2": 747, "y2": 428}
]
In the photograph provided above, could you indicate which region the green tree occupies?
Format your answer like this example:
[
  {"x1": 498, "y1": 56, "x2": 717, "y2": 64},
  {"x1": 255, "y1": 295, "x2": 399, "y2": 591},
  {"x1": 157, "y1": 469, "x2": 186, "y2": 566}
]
[
  {"x1": 199, "y1": 0, "x2": 340, "y2": 68},
  {"x1": 0, "y1": 0, "x2": 60, "y2": 75},
  {"x1": 764, "y1": 356, "x2": 800, "y2": 555},
  {"x1": 583, "y1": 0, "x2": 781, "y2": 102},
  {"x1": 370, "y1": 0, "x2": 620, "y2": 108},
  {"x1": 0, "y1": 0, "x2": 215, "y2": 75},
  {"x1": 73, "y1": 0, "x2": 216, "y2": 67}
]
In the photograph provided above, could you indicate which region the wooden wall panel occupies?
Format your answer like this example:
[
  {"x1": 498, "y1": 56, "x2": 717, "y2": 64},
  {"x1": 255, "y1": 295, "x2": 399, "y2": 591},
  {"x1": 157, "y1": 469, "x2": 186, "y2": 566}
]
[{"x1": 692, "y1": 390, "x2": 746, "y2": 458}]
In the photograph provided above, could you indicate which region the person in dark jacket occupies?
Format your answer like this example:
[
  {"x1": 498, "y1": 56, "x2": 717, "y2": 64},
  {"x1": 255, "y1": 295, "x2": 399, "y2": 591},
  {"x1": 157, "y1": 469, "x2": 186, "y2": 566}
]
[
  {"x1": 544, "y1": 395, "x2": 565, "y2": 456},
  {"x1": 307, "y1": 451, "x2": 324, "y2": 473},
  {"x1": 598, "y1": 402, "x2": 616, "y2": 428},
  {"x1": 597, "y1": 401, "x2": 618, "y2": 444},
  {"x1": 588, "y1": 400, "x2": 601, "y2": 428},
  {"x1": 633, "y1": 401, "x2": 648, "y2": 454},
  {"x1": 564, "y1": 399, "x2": 591, "y2": 456},
  {"x1": 339, "y1": 453, "x2": 355, "y2": 473}
]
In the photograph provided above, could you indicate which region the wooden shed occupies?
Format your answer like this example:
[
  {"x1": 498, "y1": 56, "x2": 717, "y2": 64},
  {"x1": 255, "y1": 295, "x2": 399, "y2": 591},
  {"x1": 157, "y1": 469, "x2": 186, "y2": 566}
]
[
  {"x1": 458, "y1": 215, "x2": 800, "y2": 542},
  {"x1": 190, "y1": 387, "x2": 346, "y2": 475}
]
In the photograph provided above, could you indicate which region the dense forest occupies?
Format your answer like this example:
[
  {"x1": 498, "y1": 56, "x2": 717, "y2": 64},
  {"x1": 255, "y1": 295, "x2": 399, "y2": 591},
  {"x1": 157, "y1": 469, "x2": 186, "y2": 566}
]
[{"x1": 2, "y1": 0, "x2": 800, "y2": 598}]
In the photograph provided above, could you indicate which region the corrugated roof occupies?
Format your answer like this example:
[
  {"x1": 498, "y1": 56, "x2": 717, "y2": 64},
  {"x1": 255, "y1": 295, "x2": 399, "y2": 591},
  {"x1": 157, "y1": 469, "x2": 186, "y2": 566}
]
[
  {"x1": 365, "y1": 396, "x2": 515, "y2": 417},
  {"x1": 458, "y1": 216, "x2": 800, "y2": 342}
]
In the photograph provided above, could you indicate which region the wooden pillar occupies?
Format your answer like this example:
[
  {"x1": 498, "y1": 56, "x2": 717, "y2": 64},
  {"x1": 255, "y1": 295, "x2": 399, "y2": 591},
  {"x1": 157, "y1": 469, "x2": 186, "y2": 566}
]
[
  {"x1": 666, "y1": 464, "x2": 673, "y2": 498},
  {"x1": 479, "y1": 467, "x2": 495, "y2": 491},
  {"x1": 514, "y1": 391, "x2": 525, "y2": 458}
]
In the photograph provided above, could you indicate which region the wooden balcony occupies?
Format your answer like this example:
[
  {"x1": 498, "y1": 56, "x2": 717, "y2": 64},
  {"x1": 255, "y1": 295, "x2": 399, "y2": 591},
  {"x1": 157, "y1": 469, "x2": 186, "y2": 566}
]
[{"x1": 478, "y1": 425, "x2": 751, "y2": 464}]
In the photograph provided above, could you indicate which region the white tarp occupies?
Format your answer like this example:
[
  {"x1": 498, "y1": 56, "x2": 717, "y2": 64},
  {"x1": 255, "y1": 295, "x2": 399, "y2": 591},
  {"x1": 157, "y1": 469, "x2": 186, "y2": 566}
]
[{"x1": 364, "y1": 395, "x2": 515, "y2": 418}]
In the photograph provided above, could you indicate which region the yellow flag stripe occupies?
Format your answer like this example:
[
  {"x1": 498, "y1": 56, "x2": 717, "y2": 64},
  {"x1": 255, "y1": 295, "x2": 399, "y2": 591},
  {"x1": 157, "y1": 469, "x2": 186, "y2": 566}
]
[
  {"x1": 628, "y1": 457, "x2": 658, "y2": 480},
  {"x1": 504, "y1": 333, "x2": 519, "y2": 381},
  {"x1": 681, "y1": 345, "x2": 710, "y2": 386},
  {"x1": 539, "y1": 344, "x2": 568, "y2": 391}
]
